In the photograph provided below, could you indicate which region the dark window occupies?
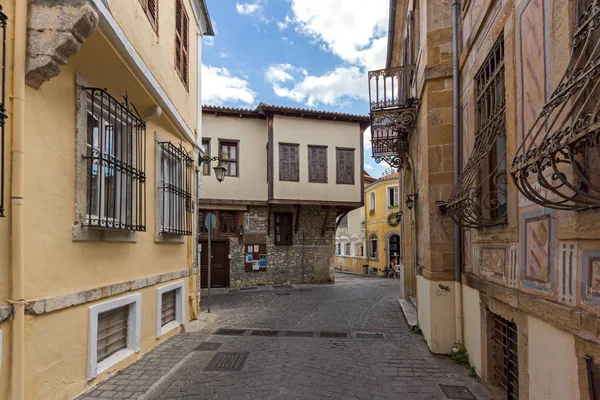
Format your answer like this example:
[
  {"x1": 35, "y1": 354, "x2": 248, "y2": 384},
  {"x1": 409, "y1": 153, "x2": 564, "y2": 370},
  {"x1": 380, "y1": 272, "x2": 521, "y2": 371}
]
[
  {"x1": 85, "y1": 88, "x2": 146, "y2": 231},
  {"x1": 274, "y1": 212, "x2": 293, "y2": 245},
  {"x1": 219, "y1": 211, "x2": 237, "y2": 234},
  {"x1": 308, "y1": 145, "x2": 328, "y2": 183},
  {"x1": 219, "y1": 141, "x2": 238, "y2": 177},
  {"x1": 336, "y1": 148, "x2": 355, "y2": 185},
  {"x1": 369, "y1": 234, "x2": 378, "y2": 258},
  {"x1": 139, "y1": 0, "x2": 158, "y2": 32},
  {"x1": 198, "y1": 210, "x2": 207, "y2": 233},
  {"x1": 279, "y1": 143, "x2": 299, "y2": 181},
  {"x1": 159, "y1": 141, "x2": 193, "y2": 235},
  {"x1": 492, "y1": 314, "x2": 519, "y2": 400},
  {"x1": 174, "y1": 0, "x2": 189, "y2": 89},
  {"x1": 161, "y1": 290, "x2": 177, "y2": 326},
  {"x1": 475, "y1": 37, "x2": 507, "y2": 221},
  {"x1": 202, "y1": 139, "x2": 210, "y2": 176},
  {"x1": 97, "y1": 306, "x2": 129, "y2": 363}
]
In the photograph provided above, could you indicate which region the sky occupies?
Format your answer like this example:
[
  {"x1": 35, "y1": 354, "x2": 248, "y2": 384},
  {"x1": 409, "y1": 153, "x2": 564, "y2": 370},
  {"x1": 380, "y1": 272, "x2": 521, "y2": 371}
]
[{"x1": 201, "y1": 0, "x2": 392, "y2": 178}]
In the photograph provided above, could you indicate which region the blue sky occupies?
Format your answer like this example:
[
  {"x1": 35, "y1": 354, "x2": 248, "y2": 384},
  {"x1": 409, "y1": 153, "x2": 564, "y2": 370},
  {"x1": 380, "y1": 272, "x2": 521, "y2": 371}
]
[{"x1": 201, "y1": 0, "x2": 392, "y2": 177}]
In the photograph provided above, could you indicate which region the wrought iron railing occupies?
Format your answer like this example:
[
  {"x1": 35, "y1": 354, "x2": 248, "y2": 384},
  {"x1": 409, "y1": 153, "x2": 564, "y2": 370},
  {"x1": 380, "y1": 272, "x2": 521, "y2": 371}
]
[
  {"x1": 83, "y1": 88, "x2": 146, "y2": 231},
  {"x1": 0, "y1": 7, "x2": 7, "y2": 217},
  {"x1": 511, "y1": 1, "x2": 600, "y2": 210},
  {"x1": 368, "y1": 65, "x2": 418, "y2": 168},
  {"x1": 447, "y1": 37, "x2": 508, "y2": 228},
  {"x1": 159, "y1": 141, "x2": 193, "y2": 235}
]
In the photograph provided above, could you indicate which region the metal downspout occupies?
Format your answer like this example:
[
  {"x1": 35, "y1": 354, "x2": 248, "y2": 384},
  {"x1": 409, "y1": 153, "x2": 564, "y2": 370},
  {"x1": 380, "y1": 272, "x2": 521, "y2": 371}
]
[
  {"x1": 10, "y1": 1, "x2": 27, "y2": 399},
  {"x1": 451, "y1": 0, "x2": 464, "y2": 345}
]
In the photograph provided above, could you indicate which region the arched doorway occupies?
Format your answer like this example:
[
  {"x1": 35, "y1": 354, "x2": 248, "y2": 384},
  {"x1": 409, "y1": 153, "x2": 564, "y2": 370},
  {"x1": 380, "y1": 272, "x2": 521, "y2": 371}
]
[{"x1": 388, "y1": 234, "x2": 400, "y2": 266}]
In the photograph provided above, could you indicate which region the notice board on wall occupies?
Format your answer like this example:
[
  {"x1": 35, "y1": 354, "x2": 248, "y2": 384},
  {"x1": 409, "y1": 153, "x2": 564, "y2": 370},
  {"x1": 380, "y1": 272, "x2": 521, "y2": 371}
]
[{"x1": 244, "y1": 244, "x2": 267, "y2": 272}]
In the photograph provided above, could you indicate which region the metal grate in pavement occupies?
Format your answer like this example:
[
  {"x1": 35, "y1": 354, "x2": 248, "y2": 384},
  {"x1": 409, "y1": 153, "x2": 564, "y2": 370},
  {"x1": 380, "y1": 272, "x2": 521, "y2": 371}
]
[
  {"x1": 283, "y1": 330, "x2": 315, "y2": 337},
  {"x1": 273, "y1": 284, "x2": 294, "y2": 289},
  {"x1": 274, "y1": 292, "x2": 290, "y2": 296},
  {"x1": 250, "y1": 330, "x2": 280, "y2": 337},
  {"x1": 318, "y1": 331, "x2": 349, "y2": 338},
  {"x1": 204, "y1": 352, "x2": 249, "y2": 371},
  {"x1": 240, "y1": 286, "x2": 258, "y2": 291},
  {"x1": 195, "y1": 342, "x2": 222, "y2": 351},
  {"x1": 354, "y1": 332, "x2": 386, "y2": 339},
  {"x1": 214, "y1": 328, "x2": 247, "y2": 336},
  {"x1": 439, "y1": 385, "x2": 477, "y2": 399}
]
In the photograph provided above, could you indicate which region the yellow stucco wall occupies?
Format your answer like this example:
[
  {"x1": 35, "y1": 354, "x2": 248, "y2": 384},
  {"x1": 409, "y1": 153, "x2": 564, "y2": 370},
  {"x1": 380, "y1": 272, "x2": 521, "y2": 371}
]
[
  {"x1": 107, "y1": 0, "x2": 199, "y2": 133},
  {"x1": 201, "y1": 114, "x2": 268, "y2": 202},
  {"x1": 462, "y1": 284, "x2": 482, "y2": 376},
  {"x1": 273, "y1": 116, "x2": 362, "y2": 203},
  {"x1": 528, "y1": 316, "x2": 580, "y2": 400},
  {"x1": 333, "y1": 256, "x2": 365, "y2": 273},
  {"x1": 365, "y1": 179, "x2": 401, "y2": 271}
]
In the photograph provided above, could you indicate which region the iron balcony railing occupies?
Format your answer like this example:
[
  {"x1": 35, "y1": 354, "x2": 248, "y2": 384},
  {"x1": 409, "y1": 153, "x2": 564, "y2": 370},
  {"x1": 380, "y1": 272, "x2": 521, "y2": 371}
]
[
  {"x1": 0, "y1": 7, "x2": 7, "y2": 217},
  {"x1": 368, "y1": 65, "x2": 418, "y2": 169}
]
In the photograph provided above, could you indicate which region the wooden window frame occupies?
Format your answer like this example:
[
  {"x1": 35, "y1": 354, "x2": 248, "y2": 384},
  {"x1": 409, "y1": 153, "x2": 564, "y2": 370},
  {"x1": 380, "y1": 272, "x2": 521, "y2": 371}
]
[
  {"x1": 308, "y1": 145, "x2": 328, "y2": 183},
  {"x1": 139, "y1": 0, "x2": 159, "y2": 33},
  {"x1": 336, "y1": 147, "x2": 355, "y2": 185},
  {"x1": 174, "y1": 0, "x2": 189, "y2": 90},
  {"x1": 279, "y1": 143, "x2": 300, "y2": 182},
  {"x1": 218, "y1": 139, "x2": 239, "y2": 178},
  {"x1": 198, "y1": 209, "x2": 240, "y2": 237},
  {"x1": 274, "y1": 212, "x2": 293, "y2": 245},
  {"x1": 202, "y1": 138, "x2": 211, "y2": 176}
]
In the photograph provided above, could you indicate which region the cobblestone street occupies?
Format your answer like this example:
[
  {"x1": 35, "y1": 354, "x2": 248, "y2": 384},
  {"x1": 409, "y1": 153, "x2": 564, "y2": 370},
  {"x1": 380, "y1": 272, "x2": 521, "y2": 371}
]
[{"x1": 80, "y1": 273, "x2": 492, "y2": 400}]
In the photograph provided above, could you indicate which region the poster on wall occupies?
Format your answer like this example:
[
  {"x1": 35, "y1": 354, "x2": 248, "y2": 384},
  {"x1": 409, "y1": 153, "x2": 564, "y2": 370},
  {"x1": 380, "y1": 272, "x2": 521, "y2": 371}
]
[
  {"x1": 252, "y1": 261, "x2": 260, "y2": 271},
  {"x1": 259, "y1": 254, "x2": 267, "y2": 268},
  {"x1": 246, "y1": 254, "x2": 253, "y2": 263},
  {"x1": 254, "y1": 245, "x2": 260, "y2": 252}
]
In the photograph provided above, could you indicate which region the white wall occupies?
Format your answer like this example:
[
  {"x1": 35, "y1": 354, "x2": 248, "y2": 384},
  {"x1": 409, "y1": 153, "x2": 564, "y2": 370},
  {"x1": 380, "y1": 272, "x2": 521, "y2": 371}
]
[
  {"x1": 417, "y1": 275, "x2": 456, "y2": 354},
  {"x1": 201, "y1": 114, "x2": 268, "y2": 202},
  {"x1": 273, "y1": 116, "x2": 362, "y2": 203},
  {"x1": 462, "y1": 284, "x2": 482, "y2": 376},
  {"x1": 528, "y1": 316, "x2": 580, "y2": 400}
]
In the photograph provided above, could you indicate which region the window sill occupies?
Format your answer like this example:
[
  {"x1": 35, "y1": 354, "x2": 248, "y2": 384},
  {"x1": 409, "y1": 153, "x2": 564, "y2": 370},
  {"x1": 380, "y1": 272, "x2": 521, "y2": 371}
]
[
  {"x1": 96, "y1": 348, "x2": 136, "y2": 378},
  {"x1": 155, "y1": 232, "x2": 186, "y2": 244},
  {"x1": 73, "y1": 224, "x2": 138, "y2": 243},
  {"x1": 158, "y1": 320, "x2": 182, "y2": 338}
]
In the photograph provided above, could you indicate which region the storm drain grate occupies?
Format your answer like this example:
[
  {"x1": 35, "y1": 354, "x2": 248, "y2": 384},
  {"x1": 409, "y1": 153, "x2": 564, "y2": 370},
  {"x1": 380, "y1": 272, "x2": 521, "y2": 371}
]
[
  {"x1": 355, "y1": 332, "x2": 386, "y2": 339},
  {"x1": 379, "y1": 284, "x2": 391, "y2": 287},
  {"x1": 439, "y1": 385, "x2": 476, "y2": 400},
  {"x1": 274, "y1": 292, "x2": 290, "y2": 296},
  {"x1": 273, "y1": 284, "x2": 294, "y2": 289},
  {"x1": 298, "y1": 288, "x2": 312, "y2": 292},
  {"x1": 195, "y1": 342, "x2": 222, "y2": 351},
  {"x1": 319, "y1": 331, "x2": 349, "y2": 338},
  {"x1": 204, "y1": 352, "x2": 249, "y2": 371},
  {"x1": 240, "y1": 286, "x2": 258, "y2": 291},
  {"x1": 214, "y1": 328, "x2": 247, "y2": 336},
  {"x1": 283, "y1": 330, "x2": 315, "y2": 337},
  {"x1": 250, "y1": 330, "x2": 280, "y2": 337}
]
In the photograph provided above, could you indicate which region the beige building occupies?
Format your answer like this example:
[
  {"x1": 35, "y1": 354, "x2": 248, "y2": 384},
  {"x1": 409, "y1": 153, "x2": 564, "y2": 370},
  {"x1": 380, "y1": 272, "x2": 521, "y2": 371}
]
[
  {"x1": 374, "y1": 0, "x2": 600, "y2": 398},
  {"x1": 0, "y1": 1, "x2": 213, "y2": 399},
  {"x1": 200, "y1": 104, "x2": 369, "y2": 287}
]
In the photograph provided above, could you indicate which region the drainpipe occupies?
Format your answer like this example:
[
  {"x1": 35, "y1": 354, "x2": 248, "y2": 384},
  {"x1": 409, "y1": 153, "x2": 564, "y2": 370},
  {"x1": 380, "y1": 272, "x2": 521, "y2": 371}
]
[
  {"x1": 10, "y1": 1, "x2": 27, "y2": 399},
  {"x1": 192, "y1": 32, "x2": 203, "y2": 319},
  {"x1": 451, "y1": 0, "x2": 464, "y2": 345}
]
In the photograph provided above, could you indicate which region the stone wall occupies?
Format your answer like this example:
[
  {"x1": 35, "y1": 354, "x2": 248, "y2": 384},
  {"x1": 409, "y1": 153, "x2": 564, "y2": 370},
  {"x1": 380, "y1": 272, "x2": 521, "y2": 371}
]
[{"x1": 229, "y1": 205, "x2": 336, "y2": 287}]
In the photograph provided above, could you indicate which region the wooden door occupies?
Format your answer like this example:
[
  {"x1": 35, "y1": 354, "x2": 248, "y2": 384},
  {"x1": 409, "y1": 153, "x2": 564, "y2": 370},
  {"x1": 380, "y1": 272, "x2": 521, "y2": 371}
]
[{"x1": 200, "y1": 241, "x2": 230, "y2": 288}]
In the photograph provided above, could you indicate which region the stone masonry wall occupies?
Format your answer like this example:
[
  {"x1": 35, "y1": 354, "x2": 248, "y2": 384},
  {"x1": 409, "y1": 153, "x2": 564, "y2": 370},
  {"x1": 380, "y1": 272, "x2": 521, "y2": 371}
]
[{"x1": 229, "y1": 205, "x2": 336, "y2": 287}]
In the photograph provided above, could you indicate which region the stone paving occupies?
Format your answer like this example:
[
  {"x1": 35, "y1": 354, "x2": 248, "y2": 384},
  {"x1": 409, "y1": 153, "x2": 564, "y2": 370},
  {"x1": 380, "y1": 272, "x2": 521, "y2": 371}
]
[{"x1": 79, "y1": 273, "x2": 492, "y2": 400}]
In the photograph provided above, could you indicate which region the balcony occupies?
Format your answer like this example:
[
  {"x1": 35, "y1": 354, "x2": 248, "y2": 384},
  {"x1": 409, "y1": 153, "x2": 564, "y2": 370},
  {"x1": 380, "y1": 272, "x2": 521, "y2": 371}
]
[{"x1": 368, "y1": 65, "x2": 418, "y2": 168}]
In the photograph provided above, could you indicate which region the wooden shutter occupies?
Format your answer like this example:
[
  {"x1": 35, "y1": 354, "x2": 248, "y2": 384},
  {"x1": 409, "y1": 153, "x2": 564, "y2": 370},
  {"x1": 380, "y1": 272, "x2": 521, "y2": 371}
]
[
  {"x1": 175, "y1": 0, "x2": 188, "y2": 88},
  {"x1": 309, "y1": 146, "x2": 327, "y2": 183},
  {"x1": 336, "y1": 148, "x2": 355, "y2": 184},
  {"x1": 147, "y1": 0, "x2": 158, "y2": 31},
  {"x1": 279, "y1": 144, "x2": 299, "y2": 181},
  {"x1": 275, "y1": 213, "x2": 293, "y2": 245},
  {"x1": 161, "y1": 290, "x2": 177, "y2": 326},
  {"x1": 97, "y1": 306, "x2": 129, "y2": 362}
]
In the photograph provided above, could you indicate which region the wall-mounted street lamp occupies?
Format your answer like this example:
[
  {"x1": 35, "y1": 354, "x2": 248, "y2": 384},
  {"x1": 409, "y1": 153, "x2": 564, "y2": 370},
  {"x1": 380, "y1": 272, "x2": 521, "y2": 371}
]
[
  {"x1": 435, "y1": 200, "x2": 448, "y2": 215},
  {"x1": 406, "y1": 193, "x2": 417, "y2": 210},
  {"x1": 200, "y1": 155, "x2": 227, "y2": 182}
]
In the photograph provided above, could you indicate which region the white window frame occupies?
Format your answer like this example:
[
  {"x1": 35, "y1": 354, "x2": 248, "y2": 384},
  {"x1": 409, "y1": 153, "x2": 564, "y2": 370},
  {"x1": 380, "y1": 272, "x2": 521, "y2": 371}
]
[
  {"x1": 156, "y1": 280, "x2": 186, "y2": 339},
  {"x1": 88, "y1": 294, "x2": 141, "y2": 380},
  {"x1": 160, "y1": 148, "x2": 184, "y2": 231},
  {"x1": 369, "y1": 191, "x2": 376, "y2": 211},
  {"x1": 386, "y1": 185, "x2": 399, "y2": 209}
]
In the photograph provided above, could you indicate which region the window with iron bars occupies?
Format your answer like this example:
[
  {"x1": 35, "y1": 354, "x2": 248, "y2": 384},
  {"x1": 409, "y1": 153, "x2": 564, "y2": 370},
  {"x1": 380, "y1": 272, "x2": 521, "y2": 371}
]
[
  {"x1": 159, "y1": 142, "x2": 193, "y2": 235},
  {"x1": 492, "y1": 314, "x2": 519, "y2": 400},
  {"x1": 84, "y1": 88, "x2": 146, "y2": 231}
]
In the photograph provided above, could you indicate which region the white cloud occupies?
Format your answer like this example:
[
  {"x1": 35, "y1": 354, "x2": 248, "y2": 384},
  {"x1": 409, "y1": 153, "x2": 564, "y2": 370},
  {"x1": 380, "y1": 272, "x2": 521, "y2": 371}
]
[
  {"x1": 276, "y1": 15, "x2": 292, "y2": 31},
  {"x1": 364, "y1": 164, "x2": 374, "y2": 170},
  {"x1": 202, "y1": 65, "x2": 257, "y2": 106},
  {"x1": 236, "y1": 2, "x2": 261, "y2": 15},
  {"x1": 363, "y1": 126, "x2": 372, "y2": 150},
  {"x1": 265, "y1": 64, "x2": 303, "y2": 84},
  {"x1": 270, "y1": 66, "x2": 367, "y2": 107},
  {"x1": 289, "y1": 0, "x2": 388, "y2": 70}
]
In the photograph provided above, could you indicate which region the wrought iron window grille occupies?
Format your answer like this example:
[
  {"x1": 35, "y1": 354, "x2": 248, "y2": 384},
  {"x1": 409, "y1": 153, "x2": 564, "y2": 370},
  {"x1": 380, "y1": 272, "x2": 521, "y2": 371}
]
[
  {"x1": 511, "y1": 1, "x2": 600, "y2": 210},
  {"x1": 492, "y1": 314, "x2": 519, "y2": 400},
  {"x1": 447, "y1": 37, "x2": 508, "y2": 228},
  {"x1": 0, "y1": 7, "x2": 7, "y2": 217},
  {"x1": 159, "y1": 141, "x2": 193, "y2": 235},
  {"x1": 82, "y1": 87, "x2": 146, "y2": 231},
  {"x1": 368, "y1": 65, "x2": 419, "y2": 169}
]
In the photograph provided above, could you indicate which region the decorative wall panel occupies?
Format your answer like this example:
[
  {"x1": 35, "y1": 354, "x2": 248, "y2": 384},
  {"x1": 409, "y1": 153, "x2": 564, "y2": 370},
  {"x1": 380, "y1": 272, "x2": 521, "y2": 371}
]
[
  {"x1": 558, "y1": 241, "x2": 577, "y2": 306},
  {"x1": 582, "y1": 250, "x2": 600, "y2": 306},
  {"x1": 508, "y1": 242, "x2": 518, "y2": 288},
  {"x1": 481, "y1": 247, "x2": 507, "y2": 278},
  {"x1": 520, "y1": 209, "x2": 555, "y2": 292}
]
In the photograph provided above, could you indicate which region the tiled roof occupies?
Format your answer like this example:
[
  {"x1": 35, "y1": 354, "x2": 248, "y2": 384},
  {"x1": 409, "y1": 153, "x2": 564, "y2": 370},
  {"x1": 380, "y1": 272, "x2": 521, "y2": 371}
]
[
  {"x1": 364, "y1": 171, "x2": 377, "y2": 182},
  {"x1": 379, "y1": 172, "x2": 400, "y2": 181},
  {"x1": 202, "y1": 103, "x2": 369, "y2": 123}
]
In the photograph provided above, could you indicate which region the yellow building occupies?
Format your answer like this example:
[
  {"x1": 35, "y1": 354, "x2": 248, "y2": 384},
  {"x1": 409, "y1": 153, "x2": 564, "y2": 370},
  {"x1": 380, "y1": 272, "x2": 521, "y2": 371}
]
[
  {"x1": 0, "y1": 1, "x2": 213, "y2": 399},
  {"x1": 364, "y1": 172, "x2": 403, "y2": 276}
]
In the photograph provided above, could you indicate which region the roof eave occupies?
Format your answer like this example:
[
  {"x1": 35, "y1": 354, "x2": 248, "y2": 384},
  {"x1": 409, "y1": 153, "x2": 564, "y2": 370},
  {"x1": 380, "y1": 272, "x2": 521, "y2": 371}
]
[{"x1": 194, "y1": 0, "x2": 214, "y2": 36}]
